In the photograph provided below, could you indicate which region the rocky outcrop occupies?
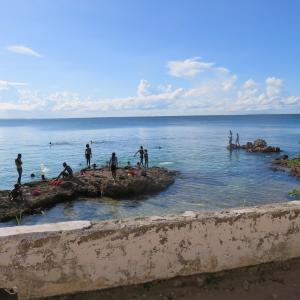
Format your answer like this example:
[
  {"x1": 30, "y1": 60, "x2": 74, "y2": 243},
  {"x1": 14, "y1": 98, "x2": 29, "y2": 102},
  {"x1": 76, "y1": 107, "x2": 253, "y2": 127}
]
[
  {"x1": 272, "y1": 155, "x2": 300, "y2": 177},
  {"x1": 228, "y1": 139, "x2": 281, "y2": 153},
  {"x1": 0, "y1": 167, "x2": 178, "y2": 222}
]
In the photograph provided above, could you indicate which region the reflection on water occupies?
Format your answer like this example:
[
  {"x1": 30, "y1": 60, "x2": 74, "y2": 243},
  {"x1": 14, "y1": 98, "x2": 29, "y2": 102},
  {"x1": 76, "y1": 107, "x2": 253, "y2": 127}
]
[{"x1": 0, "y1": 115, "x2": 300, "y2": 226}]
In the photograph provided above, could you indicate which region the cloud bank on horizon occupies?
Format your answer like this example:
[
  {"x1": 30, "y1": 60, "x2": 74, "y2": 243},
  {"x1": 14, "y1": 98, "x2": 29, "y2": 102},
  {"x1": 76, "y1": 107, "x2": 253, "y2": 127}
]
[{"x1": 0, "y1": 56, "x2": 299, "y2": 118}]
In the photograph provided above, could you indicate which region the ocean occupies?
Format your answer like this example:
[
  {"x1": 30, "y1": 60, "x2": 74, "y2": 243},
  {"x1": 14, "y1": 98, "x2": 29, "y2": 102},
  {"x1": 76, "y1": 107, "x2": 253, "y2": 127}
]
[{"x1": 1, "y1": 115, "x2": 300, "y2": 226}]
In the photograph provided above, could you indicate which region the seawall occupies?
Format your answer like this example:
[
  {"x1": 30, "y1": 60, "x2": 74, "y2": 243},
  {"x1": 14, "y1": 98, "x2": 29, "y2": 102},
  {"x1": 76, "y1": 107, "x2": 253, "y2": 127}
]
[{"x1": 0, "y1": 201, "x2": 300, "y2": 299}]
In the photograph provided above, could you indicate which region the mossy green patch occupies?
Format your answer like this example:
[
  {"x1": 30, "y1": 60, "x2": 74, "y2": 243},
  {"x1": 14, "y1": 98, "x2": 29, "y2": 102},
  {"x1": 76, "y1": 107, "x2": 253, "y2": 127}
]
[{"x1": 289, "y1": 189, "x2": 300, "y2": 200}]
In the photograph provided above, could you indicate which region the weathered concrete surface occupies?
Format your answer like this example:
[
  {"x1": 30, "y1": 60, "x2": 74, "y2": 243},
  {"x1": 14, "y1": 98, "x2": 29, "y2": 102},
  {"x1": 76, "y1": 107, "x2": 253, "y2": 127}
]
[
  {"x1": 0, "y1": 202, "x2": 300, "y2": 299},
  {"x1": 0, "y1": 167, "x2": 177, "y2": 222},
  {"x1": 45, "y1": 257, "x2": 300, "y2": 300}
]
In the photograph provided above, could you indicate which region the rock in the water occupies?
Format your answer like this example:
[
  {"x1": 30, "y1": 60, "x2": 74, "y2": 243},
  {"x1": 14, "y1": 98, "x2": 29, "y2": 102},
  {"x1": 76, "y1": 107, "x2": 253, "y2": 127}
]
[
  {"x1": 229, "y1": 139, "x2": 281, "y2": 153},
  {"x1": 0, "y1": 167, "x2": 178, "y2": 222},
  {"x1": 253, "y1": 139, "x2": 267, "y2": 148}
]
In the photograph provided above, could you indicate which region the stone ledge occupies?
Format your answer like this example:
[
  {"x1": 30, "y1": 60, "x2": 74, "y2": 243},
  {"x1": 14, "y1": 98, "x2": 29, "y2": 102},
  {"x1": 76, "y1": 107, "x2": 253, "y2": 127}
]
[{"x1": 0, "y1": 201, "x2": 300, "y2": 299}]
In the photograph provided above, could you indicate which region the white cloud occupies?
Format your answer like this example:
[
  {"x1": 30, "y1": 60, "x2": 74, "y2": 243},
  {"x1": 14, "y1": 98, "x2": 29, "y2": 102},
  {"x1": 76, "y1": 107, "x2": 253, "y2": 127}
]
[
  {"x1": 243, "y1": 79, "x2": 257, "y2": 89},
  {"x1": 137, "y1": 79, "x2": 151, "y2": 97},
  {"x1": 7, "y1": 45, "x2": 42, "y2": 57},
  {"x1": 265, "y1": 77, "x2": 283, "y2": 97},
  {"x1": 231, "y1": 76, "x2": 300, "y2": 112},
  {"x1": 0, "y1": 80, "x2": 27, "y2": 90},
  {"x1": 0, "y1": 57, "x2": 299, "y2": 117},
  {"x1": 167, "y1": 57, "x2": 214, "y2": 78},
  {"x1": 222, "y1": 74, "x2": 237, "y2": 91}
]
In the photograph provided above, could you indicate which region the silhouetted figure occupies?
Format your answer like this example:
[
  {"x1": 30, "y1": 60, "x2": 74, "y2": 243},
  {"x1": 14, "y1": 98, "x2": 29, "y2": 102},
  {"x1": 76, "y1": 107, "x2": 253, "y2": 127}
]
[
  {"x1": 134, "y1": 146, "x2": 144, "y2": 166},
  {"x1": 228, "y1": 130, "x2": 233, "y2": 147},
  {"x1": 41, "y1": 174, "x2": 46, "y2": 181},
  {"x1": 109, "y1": 152, "x2": 118, "y2": 180},
  {"x1": 125, "y1": 161, "x2": 132, "y2": 169},
  {"x1": 144, "y1": 149, "x2": 149, "y2": 168},
  {"x1": 85, "y1": 144, "x2": 92, "y2": 168},
  {"x1": 57, "y1": 162, "x2": 73, "y2": 179},
  {"x1": 15, "y1": 154, "x2": 23, "y2": 184},
  {"x1": 30, "y1": 173, "x2": 35, "y2": 178},
  {"x1": 9, "y1": 184, "x2": 23, "y2": 202},
  {"x1": 236, "y1": 133, "x2": 240, "y2": 146}
]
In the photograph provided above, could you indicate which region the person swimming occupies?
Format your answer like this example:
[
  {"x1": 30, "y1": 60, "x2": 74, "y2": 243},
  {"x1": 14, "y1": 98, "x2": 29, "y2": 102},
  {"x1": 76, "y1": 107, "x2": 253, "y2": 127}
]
[
  {"x1": 57, "y1": 162, "x2": 73, "y2": 179},
  {"x1": 144, "y1": 149, "x2": 149, "y2": 168},
  {"x1": 134, "y1": 146, "x2": 144, "y2": 166},
  {"x1": 15, "y1": 154, "x2": 23, "y2": 185},
  {"x1": 109, "y1": 152, "x2": 118, "y2": 180},
  {"x1": 85, "y1": 144, "x2": 92, "y2": 168}
]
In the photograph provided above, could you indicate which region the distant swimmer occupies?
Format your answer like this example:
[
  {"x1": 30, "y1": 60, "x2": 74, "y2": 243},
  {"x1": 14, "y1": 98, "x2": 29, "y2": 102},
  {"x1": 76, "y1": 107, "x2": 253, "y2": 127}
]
[
  {"x1": 134, "y1": 146, "x2": 144, "y2": 166},
  {"x1": 49, "y1": 142, "x2": 52, "y2": 146},
  {"x1": 109, "y1": 152, "x2": 118, "y2": 180},
  {"x1": 144, "y1": 149, "x2": 149, "y2": 168},
  {"x1": 57, "y1": 162, "x2": 73, "y2": 179},
  {"x1": 15, "y1": 154, "x2": 23, "y2": 185},
  {"x1": 85, "y1": 144, "x2": 92, "y2": 168},
  {"x1": 236, "y1": 133, "x2": 240, "y2": 146}
]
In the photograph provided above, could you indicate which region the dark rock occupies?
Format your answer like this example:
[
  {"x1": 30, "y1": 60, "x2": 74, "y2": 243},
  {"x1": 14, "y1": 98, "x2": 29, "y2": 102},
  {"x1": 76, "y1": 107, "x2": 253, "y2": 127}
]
[
  {"x1": 253, "y1": 139, "x2": 267, "y2": 148},
  {"x1": 60, "y1": 181, "x2": 74, "y2": 190},
  {"x1": 230, "y1": 139, "x2": 281, "y2": 153},
  {"x1": 0, "y1": 167, "x2": 178, "y2": 222}
]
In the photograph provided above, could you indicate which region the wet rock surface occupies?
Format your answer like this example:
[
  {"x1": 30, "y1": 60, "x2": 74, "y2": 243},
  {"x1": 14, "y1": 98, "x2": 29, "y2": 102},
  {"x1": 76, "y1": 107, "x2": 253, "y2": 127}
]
[
  {"x1": 0, "y1": 167, "x2": 178, "y2": 222},
  {"x1": 228, "y1": 139, "x2": 281, "y2": 153}
]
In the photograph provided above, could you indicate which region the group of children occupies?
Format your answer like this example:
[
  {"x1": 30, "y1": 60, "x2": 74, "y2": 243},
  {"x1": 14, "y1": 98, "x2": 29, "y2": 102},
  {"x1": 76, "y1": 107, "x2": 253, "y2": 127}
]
[
  {"x1": 108, "y1": 145, "x2": 149, "y2": 180},
  {"x1": 10, "y1": 144, "x2": 150, "y2": 201}
]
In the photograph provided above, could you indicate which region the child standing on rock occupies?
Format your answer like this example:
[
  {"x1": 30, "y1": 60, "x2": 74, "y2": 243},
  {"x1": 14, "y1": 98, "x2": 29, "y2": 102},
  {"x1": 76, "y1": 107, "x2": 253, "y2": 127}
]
[
  {"x1": 144, "y1": 149, "x2": 149, "y2": 168},
  {"x1": 15, "y1": 154, "x2": 23, "y2": 184},
  {"x1": 85, "y1": 144, "x2": 92, "y2": 168},
  {"x1": 109, "y1": 152, "x2": 118, "y2": 180},
  {"x1": 134, "y1": 146, "x2": 144, "y2": 166}
]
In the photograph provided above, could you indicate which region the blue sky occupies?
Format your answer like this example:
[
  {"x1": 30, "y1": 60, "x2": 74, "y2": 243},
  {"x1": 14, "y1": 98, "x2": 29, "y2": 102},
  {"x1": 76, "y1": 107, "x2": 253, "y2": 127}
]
[{"x1": 0, "y1": 0, "x2": 300, "y2": 118}]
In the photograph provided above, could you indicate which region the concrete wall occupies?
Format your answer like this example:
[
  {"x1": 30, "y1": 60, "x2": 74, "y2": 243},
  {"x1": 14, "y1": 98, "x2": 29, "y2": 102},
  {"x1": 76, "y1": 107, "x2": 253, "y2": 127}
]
[{"x1": 0, "y1": 201, "x2": 300, "y2": 300}]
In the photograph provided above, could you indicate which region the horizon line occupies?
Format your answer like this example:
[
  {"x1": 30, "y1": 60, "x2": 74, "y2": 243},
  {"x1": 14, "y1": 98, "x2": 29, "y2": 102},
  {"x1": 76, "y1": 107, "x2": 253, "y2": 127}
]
[{"x1": 0, "y1": 112, "x2": 299, "y2": 121}]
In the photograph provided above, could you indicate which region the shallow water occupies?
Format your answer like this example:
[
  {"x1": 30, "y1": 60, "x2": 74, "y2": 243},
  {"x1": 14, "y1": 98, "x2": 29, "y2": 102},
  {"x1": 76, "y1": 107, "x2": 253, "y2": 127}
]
[{"x1": 0, "y1": 115, "x2": 300, "y2": 227}]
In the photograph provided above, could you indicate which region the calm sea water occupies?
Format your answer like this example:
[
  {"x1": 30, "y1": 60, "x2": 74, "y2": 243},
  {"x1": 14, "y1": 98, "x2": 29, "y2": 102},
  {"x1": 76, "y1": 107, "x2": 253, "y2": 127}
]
[{"x1": 1, "y1": 115, "x2": 300, "y2": 226}]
